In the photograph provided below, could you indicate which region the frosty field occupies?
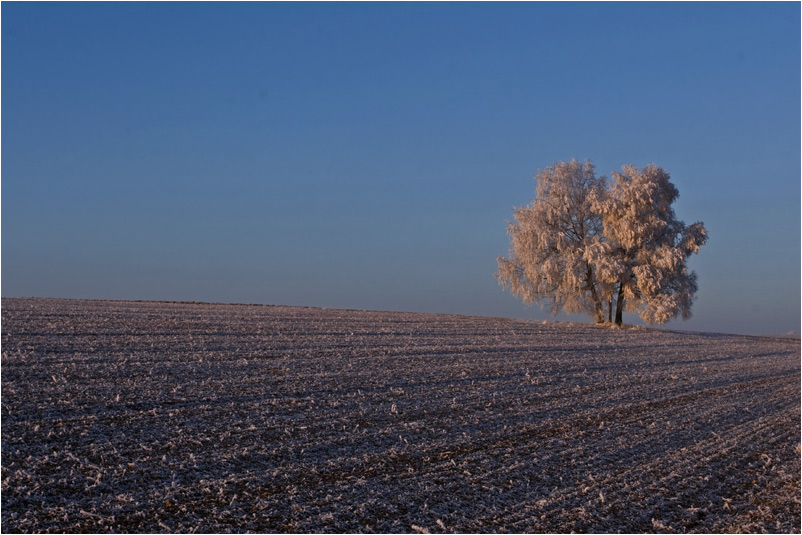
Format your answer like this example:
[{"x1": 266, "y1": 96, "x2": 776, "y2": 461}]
[{"x1": 1, "y1": 298, "x2": 799, "y2": 533}]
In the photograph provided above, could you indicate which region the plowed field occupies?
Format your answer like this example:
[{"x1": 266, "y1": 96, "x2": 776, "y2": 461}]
[{"x1": 2, "y1": 298, "x2": 799, "y2": 533}]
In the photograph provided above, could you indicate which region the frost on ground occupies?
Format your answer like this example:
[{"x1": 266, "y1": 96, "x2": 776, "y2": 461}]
[{"x1": 2, "y1": 297, "x2": 799, "y2": 533}]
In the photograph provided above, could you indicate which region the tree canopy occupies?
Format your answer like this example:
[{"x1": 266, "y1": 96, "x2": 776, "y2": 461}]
[{"x1": 497, "y1": 160, "x2": 707, "y2": 326}]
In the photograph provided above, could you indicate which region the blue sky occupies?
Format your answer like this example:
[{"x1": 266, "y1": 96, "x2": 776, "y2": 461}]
[{"x1": 2, "y1": 2, "x2": 799, "y2": 335}]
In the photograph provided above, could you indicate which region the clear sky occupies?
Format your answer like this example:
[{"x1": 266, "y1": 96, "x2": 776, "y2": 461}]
[{"x1": 2, "y1": 2, "x2": 799, "y2": 336}]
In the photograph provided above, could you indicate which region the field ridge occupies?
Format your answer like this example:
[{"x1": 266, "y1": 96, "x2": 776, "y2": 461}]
[{"x1": 2, "y1": 297, "x2": 799, "y2": 532}]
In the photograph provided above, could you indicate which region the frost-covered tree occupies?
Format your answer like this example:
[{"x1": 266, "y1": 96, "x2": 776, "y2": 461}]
[
  {"x1": 497, "y1": 160, "x2": 707, "y2": 326},
  {"x1": 496, "y1": 159, "x2": 609, "y2": 323},
  {"x1": 591, "y1": 164, "x2": 707, "y2": 325}
]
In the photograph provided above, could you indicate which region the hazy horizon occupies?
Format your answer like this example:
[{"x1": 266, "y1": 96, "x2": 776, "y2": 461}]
[{"x1": 3, "y1": 2, "x2": 799, "y2": 337}]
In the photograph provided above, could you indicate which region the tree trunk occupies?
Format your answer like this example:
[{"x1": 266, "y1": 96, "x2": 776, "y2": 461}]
[
  {"x1": 608, "y1": 296, "x2": 613, "y2": 323},
  {"x1": 614, "y1": 283, "x2": 625, "y2": 326},
  {"x1": 586, "y1": 265, "x2": 604, "y2": 323}
]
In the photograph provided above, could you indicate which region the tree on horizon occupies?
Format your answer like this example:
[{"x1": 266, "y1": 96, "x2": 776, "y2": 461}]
[{"x1": 497, "y1": 159, "x2": 708, "y2": 326}]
